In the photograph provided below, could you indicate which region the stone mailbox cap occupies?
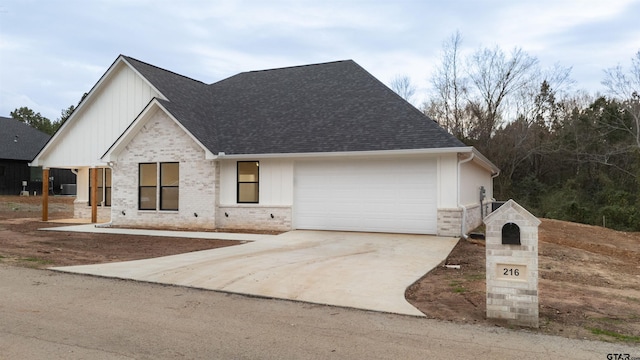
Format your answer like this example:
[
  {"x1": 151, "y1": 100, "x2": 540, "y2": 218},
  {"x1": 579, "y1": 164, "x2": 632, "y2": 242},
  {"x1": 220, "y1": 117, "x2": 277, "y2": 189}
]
[{"x1": 484, "y1": 199, "x2": 541, "y2": 227}]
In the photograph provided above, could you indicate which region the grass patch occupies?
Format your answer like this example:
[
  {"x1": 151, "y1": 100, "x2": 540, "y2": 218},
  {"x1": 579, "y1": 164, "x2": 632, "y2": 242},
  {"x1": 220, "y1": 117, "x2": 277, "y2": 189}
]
[
  {"x1": 589, "y1": 328, "x2": 640, "y2": 343},
  {"x1": 19, "y1": 257, "x2": 53, "y2": 265},
  {"x1": 593, "y1": 317, "x2": 624, "y2": 324},
  {"x1": 449, "y1": 280, "x2": 466, "y2": 293},
  {"x1": 465, "y1": 274, "x2": 485, "y2": 281}
]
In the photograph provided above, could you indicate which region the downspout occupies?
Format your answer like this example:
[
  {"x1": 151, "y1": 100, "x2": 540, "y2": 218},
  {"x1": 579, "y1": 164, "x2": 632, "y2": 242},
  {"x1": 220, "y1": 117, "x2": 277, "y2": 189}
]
[
  {"x1": 487, "y1": 171, "x2": 501, "y2": 215},
  {"x1": 457, "y1": 152, "x2": 475, "y2": 238}
]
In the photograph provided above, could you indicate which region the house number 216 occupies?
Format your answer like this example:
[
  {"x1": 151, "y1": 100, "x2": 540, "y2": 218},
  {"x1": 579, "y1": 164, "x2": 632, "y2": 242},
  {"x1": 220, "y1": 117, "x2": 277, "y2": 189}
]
[{"x1": 503, "y1": 268, "x2": 520, "y2": 276}]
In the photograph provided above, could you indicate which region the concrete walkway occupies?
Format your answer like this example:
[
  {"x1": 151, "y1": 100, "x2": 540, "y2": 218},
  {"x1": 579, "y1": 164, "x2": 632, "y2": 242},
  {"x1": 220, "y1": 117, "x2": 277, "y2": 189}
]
[
  {"x1": 48, "y1": 226, "x2": 458, "y2": 316},
  {"x1": 41, "y1": 223, "x2": 271, "y2": 241}
]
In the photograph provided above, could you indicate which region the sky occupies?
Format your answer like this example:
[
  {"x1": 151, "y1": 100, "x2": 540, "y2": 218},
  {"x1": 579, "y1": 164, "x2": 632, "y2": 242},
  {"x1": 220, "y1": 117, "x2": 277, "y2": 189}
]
[{"x1": 1, "y1": 0, "x2": 639, "y2": 121}]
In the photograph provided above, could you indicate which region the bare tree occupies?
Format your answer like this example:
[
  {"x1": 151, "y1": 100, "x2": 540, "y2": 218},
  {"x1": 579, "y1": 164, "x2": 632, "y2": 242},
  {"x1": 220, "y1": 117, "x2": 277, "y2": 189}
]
[
  {"x1": 428, "y1": 30, "x2": 467, "y2": 138},
  {"x1": 390, "y1": 74, "x2": 416, "y2": 103},
  {"x1": 465, "y1": 46, "x2": 539, "y2": 145},
  {"x1": 512, "y1": 63, "x2": 574, "y2": 129},
  {"x1": 602, "y1": 50, "x2": 640, "y2": 149}
]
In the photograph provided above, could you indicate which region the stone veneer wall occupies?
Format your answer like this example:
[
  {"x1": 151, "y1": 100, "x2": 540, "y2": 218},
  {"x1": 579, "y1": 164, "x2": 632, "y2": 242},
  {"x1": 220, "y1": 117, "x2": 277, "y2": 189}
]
[
  {"x1": 438, "y1": 203, "x2": 492, "y2": 237},
  {"x1": 110, "y1": 111, "x2": 217, "y2": 230},
  {"x1": 437, "y1": 208, "x2": 462, "y2": 237},
  {"x1": 216, "y1": 205, "x2": 292, "y2": 232},
  {"x1": 74, "y1": 201, "x2": 111, "y2": 221}
]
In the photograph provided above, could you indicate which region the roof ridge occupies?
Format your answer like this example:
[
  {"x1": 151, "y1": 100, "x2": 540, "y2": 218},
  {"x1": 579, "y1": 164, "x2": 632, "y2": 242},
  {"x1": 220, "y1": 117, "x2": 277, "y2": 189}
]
[
  {"x1": 241, "y1": 59, "x2": 354, "y2": 74},
  {"x1": 208, "y1": 59, "x2": 356, "y2": 87},
  {"x1": 121, "y1": 55, "x2": 206, "y2": 84}
]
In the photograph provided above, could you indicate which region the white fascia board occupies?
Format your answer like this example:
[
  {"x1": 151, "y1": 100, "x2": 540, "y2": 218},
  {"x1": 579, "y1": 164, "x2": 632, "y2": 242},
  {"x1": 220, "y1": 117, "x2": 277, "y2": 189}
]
[
  {"x1": 101, "y1": 99, "x2": 215, "y2": 161},
  {"x1": 217, "y1": 146, "x2": 499, "y2": 174},
  {"x1": 31, "y1": 56, "x2": 168, "y2": 167},
  {"x1": 216, "y1": 147, "x2": 474, "y2": 160},
  {"x1": 470, "y1": 147, "x2": 500, "y2": 174}
]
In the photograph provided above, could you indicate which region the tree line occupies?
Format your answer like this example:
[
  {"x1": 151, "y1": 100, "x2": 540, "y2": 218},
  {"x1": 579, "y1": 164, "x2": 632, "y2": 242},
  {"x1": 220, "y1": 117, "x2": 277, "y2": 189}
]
[
  {"x1": 406, "y1": 31, "x2": 639, "y2": 231},
  {"x1": 9, "y1": 92, "x2": 87, "y2": 135}
]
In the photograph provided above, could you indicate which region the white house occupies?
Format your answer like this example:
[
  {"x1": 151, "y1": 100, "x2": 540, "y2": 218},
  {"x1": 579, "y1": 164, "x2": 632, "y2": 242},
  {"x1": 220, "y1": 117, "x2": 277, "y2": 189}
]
[{"x1": 31, "y1": 55, "x2": 499, "y2": 236}]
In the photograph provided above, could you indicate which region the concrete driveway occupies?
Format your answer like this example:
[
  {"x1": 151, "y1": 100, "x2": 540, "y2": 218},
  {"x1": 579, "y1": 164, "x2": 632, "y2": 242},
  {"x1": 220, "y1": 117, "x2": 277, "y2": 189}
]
[{"x1": 51, "y1": 230, "x2": 458, "y2": 316}]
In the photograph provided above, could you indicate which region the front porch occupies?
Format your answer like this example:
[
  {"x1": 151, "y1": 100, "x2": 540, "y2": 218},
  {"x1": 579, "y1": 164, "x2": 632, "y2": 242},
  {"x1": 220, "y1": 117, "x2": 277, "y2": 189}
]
[{"x1": 42, "y1": 167, "x2": 110, "y2": 224}]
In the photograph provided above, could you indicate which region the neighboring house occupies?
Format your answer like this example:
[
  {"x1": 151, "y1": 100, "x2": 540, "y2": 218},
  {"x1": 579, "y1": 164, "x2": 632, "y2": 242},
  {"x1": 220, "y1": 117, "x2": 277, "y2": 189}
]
[
  {"x1": 31, "y1": 55, "x2": 499, "y2": 236},
  {"x1": 0, "y1": 116, "x2": 75, "y2": 195}
]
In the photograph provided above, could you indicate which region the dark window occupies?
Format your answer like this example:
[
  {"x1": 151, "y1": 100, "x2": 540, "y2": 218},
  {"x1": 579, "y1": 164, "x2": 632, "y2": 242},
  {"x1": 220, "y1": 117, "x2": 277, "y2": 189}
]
[
  {"x1": 502, "y1": 223, "x2": 521, "y2": 245},
  {"x1": 105, "y1": 168, "x2": 112, "y2": 206},
  {"x1": 139, "y1": 163, "x2": 157, "y2": 210},
  {"x1": 139, "y1": 162, "x2": 179, "y2": 211},
  {"x1": 89, "y1": 168, "x2": 112, "y2": 206},
  {"x1": 237, "y1": 161, "x2": 259, "y2": 203},
  {"x1": 160, "y1": 162, "x2": 179, "y2": 210}
]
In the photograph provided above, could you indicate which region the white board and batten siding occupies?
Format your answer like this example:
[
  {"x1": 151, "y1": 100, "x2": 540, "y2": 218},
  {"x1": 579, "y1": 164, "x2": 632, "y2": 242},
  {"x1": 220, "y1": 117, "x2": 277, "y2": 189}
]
[
  {"x1": 37, "y1": 63, "x2": 161, "y2": 168},
  {"x1": 293, "y1": 158, "x2": 438, "y2": 234},
  {"x1": 218, "y1": 159, "x2": 294, "y2": 206}
]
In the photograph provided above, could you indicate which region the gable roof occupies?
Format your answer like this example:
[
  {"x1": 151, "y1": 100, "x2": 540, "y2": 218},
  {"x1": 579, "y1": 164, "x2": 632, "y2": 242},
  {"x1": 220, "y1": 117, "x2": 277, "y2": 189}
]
[
  {"x1": 0, "y1": 116, "x2": 50, "y2": 161},
  {"x1": 124, "y1": 57, "x2": 465, "y2": 155}
]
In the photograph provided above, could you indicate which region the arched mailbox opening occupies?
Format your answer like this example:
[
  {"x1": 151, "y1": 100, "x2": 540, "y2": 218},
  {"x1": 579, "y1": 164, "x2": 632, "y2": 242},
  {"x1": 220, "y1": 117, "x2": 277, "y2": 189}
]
[{"x1": 501, "y1": 222, "x2": 521, "y2": 245}]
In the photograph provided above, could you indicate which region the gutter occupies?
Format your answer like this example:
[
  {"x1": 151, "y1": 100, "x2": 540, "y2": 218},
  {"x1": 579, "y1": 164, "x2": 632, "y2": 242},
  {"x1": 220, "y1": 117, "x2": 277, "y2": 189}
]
[
  {"x1": 457, "y1": 152, "x2": 475, "y2": 239},
  {"x1": 214, "y1": 147, "x2": 475, "y2": 160}
]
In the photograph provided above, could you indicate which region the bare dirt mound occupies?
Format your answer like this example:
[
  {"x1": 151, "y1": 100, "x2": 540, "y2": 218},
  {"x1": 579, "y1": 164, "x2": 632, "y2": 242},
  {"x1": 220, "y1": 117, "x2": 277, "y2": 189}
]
[{"x1": 406, "y1": 218, "x2": 640, "y2": 344}]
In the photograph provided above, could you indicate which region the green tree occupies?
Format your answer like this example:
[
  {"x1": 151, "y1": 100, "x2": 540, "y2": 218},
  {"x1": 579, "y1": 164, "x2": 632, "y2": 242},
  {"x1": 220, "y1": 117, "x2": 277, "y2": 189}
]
[
  {"x1": 57, "y1": 105, "x2": 75, "y2": 126},
  {"x1": 10, "y1": 107, "x2": 56, "y2": 135}
]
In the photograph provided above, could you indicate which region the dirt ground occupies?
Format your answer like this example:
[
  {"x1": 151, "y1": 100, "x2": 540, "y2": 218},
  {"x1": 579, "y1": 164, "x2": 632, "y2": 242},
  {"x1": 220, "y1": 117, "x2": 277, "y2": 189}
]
[
  {"x1": 406, "y1": 218, "x2": 640, "y2": 344},
  {"x1": 1, "y1": 196, "x2": 639, "y2": 344},
  {"x1": 0, "y1": 196, "x2": 243, "y2": 267}
]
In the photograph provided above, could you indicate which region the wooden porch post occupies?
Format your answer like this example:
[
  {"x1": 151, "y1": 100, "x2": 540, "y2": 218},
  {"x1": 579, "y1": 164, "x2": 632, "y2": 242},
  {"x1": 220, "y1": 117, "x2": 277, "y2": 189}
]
[
  {"x1": 91, "y1": 167, "x2": 98, "y2": 223},
  {"x1": 42, "y1": 168, "x2": 49, "y2": 221}
]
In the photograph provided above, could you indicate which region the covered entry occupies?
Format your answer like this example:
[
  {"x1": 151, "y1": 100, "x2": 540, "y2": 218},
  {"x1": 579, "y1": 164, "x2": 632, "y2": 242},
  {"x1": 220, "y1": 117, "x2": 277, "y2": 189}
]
[{"x1": 293, "y1": 158, "x2": 437, "y2": 234}]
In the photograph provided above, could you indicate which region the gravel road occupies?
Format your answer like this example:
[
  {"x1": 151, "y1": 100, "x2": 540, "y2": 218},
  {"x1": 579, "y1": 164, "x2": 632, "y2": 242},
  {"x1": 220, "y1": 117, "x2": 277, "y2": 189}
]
[{"x1": 0, "y1": 265, "x2": 636, "y2": 359}]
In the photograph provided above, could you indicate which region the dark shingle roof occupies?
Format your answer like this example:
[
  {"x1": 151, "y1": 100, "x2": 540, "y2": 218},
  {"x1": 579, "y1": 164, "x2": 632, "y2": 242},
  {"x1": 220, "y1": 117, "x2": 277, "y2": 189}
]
[
  {"x1": 124, "y1": 57, "x2": 464, "y2": 155},
  {"x1": 0, "y1": 116, "x2": 50, "y2": 161},
  {"x1": 123, "y1": 56, "x2": 209, "y2": 103}
]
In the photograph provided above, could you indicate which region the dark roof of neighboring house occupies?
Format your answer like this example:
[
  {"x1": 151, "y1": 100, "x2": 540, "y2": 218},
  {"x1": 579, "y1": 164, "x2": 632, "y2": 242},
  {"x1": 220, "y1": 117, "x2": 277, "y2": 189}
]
[
  {"x1": 0, "y1": 116, "x2": 50, "y2": 161},
  {"x1": 124, "y1": 56, "x2": 465, "y2": 155}
]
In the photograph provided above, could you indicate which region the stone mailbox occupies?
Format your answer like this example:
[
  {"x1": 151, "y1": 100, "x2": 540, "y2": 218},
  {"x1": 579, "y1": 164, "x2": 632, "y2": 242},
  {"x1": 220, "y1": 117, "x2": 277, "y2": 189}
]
[{"x1": 484, "y1": 199, "x2": 540, "y2": 328}]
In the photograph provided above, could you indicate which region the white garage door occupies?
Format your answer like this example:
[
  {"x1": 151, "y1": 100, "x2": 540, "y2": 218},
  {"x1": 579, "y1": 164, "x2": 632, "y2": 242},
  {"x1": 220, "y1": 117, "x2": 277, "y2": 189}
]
[{"x1": 294, "y1": 158, "x2": 437, "y2": 234}]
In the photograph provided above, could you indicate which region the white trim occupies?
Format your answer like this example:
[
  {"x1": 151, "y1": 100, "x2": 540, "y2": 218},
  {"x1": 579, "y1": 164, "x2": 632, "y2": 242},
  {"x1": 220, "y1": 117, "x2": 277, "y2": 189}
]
[
  {"x1": 470, "y1": 147, "x2": 500, "y2": 174},
  {"x1": 218, "y1": 147, "x2": 472, "y2": 159},
  {"x1": 218, "y1": 146, "x2": 499, "y2": 174},
  {"x1": 100, "y1": 99, "x2": 216, "y2": 161}
]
